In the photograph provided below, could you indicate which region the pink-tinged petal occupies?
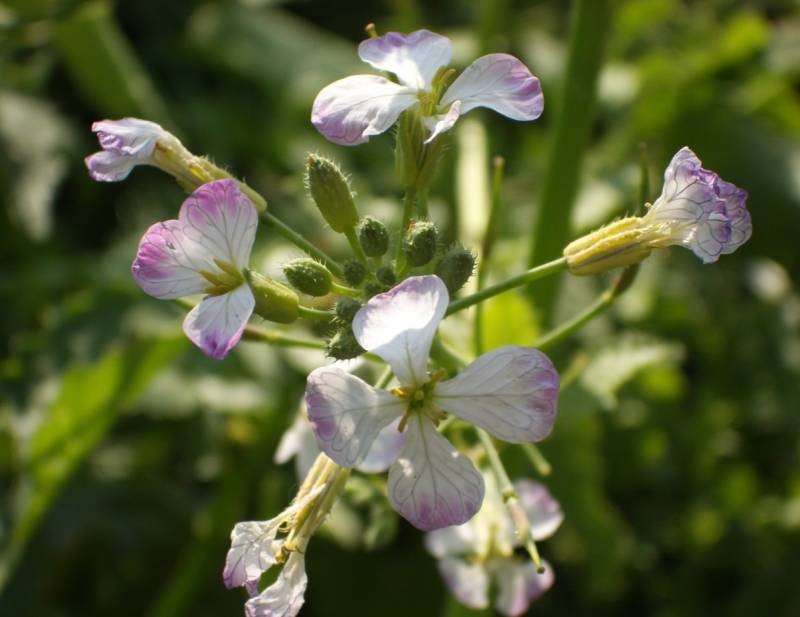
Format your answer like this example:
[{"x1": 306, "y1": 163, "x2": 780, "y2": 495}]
[
  {"x1": 716, "y1": 179, "x2": 751, "y2": 254},
  {"x1": 85, "y1": 150, "x2": 139, "y2": 182},
  {"x1": 433, "y1": 346, "x2": 560, "y2": 443},
  {"x1": 223, "y1": 521, "x2": 281, "y2": 590},
  {"x1": 132, "y1": 219, "x2": 209, "y2": 299},
  {"x1": 438, "y1": 558, "x2": 490, "y2": 610},
  {"x1": 311, "y1": 75, "x2": 416, "y2": 145},
  {"x1": 353, "y1": 275, "x2": 449, "y2": 387},
  {"x1": 387, "y1": 414, "x2": 484, "y2": 531},
  {"x1": 305, "y1": 366, "x2": 405, "y2": 468},
  {"x1": 441, "y1": 53, "x2": 543, "y2": 121},
  {"x1": 358, "y1": 417, "x2": 407, "y2": 473},
  {"x1": 424, "y1": 518, "x2": 480, "y2": 559},
  {"x1": 514, "y1": 479, "x2": 564, "y2": 541},
  {"x1": 358, "y1": 29, "x2": 452, "y2": 91},
  {"x1": 245, "y1": 552, "x2": 307, "y2": 617},
  {"x1": 182, "y1": 284, "x2": 255, "y2": 359},
  {"x1": 179, "y1": 179, "x2": 258, "y2": 269},
  {"x1": 492, "y1": 558, "x2": 554, "y2": 617},
  {"x1": 423, "y1": 101, "x2": 461, "y2": 144}
]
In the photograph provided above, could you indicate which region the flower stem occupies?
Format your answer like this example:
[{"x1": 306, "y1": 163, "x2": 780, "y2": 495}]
[
  {"x1": 446, "y1": 257, "x2": 568, "y2": 316},
  {"x1": 520, "y1": 443, "x2": 552, "y2": 477},
  {"x1": 259, "y1": 210, "x2": 344, "y2": 279},
  {"x1": 476, "y1": 428, "x2": 545, "y2": 573},
  {"x1": 297, "y1": 305, "x2": 333, "y2": 322},
  {"x1": 241, "y1": 324, "x2": 327, "y2": 350},
  {"x1": 330, "y1": 281, "x2": 361, "y2": 297},
  {"x1": 344, "y1": 227, "x2": 369, "y2": 266}
]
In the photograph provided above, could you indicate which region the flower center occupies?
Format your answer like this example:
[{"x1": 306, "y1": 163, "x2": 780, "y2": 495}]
[
  {"x1": 200, "y1": 258, "x2": 245, "y2": 295},
  {"x1": 391, "y1": 368, "x2": 448, "y2": 431}
]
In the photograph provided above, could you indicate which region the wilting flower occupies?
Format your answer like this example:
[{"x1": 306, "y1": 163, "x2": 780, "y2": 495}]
[
  {"x1": 564, "y1": 147, "x2": 752, "y2": 275},
  {"x1": 85, "y1": 118, "x2": 187, "y2": 182},
  {"x1": 304, "y1": 275, "x2": 559, "y2": 530},
  {"x1": 312, "y1": 29, "x2": 543, "y2": 146},
  {"x1": 425, "y1": 473, "x2": 562, "y2": 616},
  {"x1": 132, "y1": 179, "x2": 257, "y2": 359}
]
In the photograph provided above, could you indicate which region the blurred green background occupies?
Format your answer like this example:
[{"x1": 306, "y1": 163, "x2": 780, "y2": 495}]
[{"x1": 1, "y1": 0, "x2": 800, "y2": 615}]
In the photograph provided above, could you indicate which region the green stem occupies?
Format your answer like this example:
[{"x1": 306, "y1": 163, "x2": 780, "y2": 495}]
[
  {"x1": 344, "y1": 227, "x2": 369, "y2": 266},
  {"x1": 241, "y1": 325, "x2": 327, "y2": 350},
  {"x1": 330, "y1": 282, "x2": 361, "y2": 297},
  {"x1": 375, "y1": 365, "x2": 394, "y2": 389},
  {"x1": 447, "y1": 257, "x2": 568, "y2": 316},
  {"x1": 259, "y1": 211, "x2": 344, "y2": 279},
  {"x1": 297, "y1": 305, "x2": 333, "y2": 322},
  {"x1": 521, "y1": 443, "x2": 552, "y2": 477},
  {"x1": 416, "y1": 190, "x2": 429, "y2": 218}
]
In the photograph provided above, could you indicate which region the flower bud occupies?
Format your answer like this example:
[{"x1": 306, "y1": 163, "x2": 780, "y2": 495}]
[
  {"x1": 376, "y1": 266, "x2": 396, "y2": 287},
  {"x1": 364, "y1": 282, "x2": 384, "y2": 298},
  {"x1": 357, "y1": 216, "x2": 389, "y2": 257},
  {"x1": 334, "y1": 297, "x2": 362, "y2": 323},
  {"x1": 283, "y1": 258, "x2": 333, "y2": 296},
  {"x1": 434, "y1": 246, "x2": 476, "y2": 294},
  {"x1": 305, "y1": 154, "x2": 359, "y2": 233},
  {"x1": 343, "y1": 259, "x2": 367, "y2": 287},
  {"x1": 402, "y1": 221, "x2": 439, "y2": 267},
  {"x1": 245, "y1": 270, "x2": 299, "y2": 323},
  {"x1": 326, "y1": 328, "x2": 365, "y2": 360}
]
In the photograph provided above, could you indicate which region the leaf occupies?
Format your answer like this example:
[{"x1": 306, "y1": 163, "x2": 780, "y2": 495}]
[{"x1": 480, "y1": 291, "x2": 539, "y2": 351}]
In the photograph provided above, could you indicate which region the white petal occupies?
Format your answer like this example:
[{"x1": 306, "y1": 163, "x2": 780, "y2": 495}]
[
  {"x1": 182, "y1": 284, "x2": 255, "y2": 360},
  {"x1": 223, "y1": 521, "x2": 282, "y2": 590},
  {"x1": 358, "y1": 29, "x2": 452, "y2": 91},
  {"x1": 514, "y1": 479, "x2": 564, "y2": 541},
  {"x1": 85, "y1": 150, "x2": 140, "y2": 182},
  {"x1": 304, "y1": 366, "x2": 405, "y2": 468},
  {"x1": 352, "y1": 275, "x2": 449, "y2": 387},
  {"x1": 438, "y1": 558, "x2": 490, "y2": 610},
  {"x1": 311, "y1": 75, "x2": 417, "y2": 145},
  {"x1": 273, "y1": 413, "x2": 321, "y2": 480},
  {"x1": 357, "y1": 417, "x2": 407, "y2": 473},
  {"x1": 433, "y1": 346, "x2": 559, "y2": 442},
  {"x1": 441, "y1": 53, "x2": 543, "y2": 120},
  {"x1": 423, "y1": 100, "x2": 461, "y2": 144},
  {"x1": 387, "y1": 414, "x2": 484, "y2": 530},
  {"x1": 424, "y1": 518, "x2": 480, "y2": 559},
  {"x1": 245, "y1": 552, "x2": 307, "y2": 617},
  {"x1": 492, "y1": 558, "x2": 554, "y2": 617}
]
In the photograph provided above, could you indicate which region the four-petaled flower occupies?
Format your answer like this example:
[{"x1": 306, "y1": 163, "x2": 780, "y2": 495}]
[
  {"x1": 311, "y1": 29, "x2": 543, "y2": 146},
  {"x1": 85, "y1": 117, "x2": 181, "y2": 182},
  {"x1": 425, "y1": 473, "x2": 563, "y2": 616},
  {"x1": 643, "y1": 146, "x2": 751, "y2": 263},
  {"x1": 132, "y1": 179, "x2": 257, "y2": 359},
  {"x1": 304, "y1": 275, "x2": 560, "y2": 530}
]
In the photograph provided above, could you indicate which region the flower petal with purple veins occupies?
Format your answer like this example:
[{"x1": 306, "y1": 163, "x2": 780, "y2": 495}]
[
  {"x1": 438, "y1": 558, "x2": 490, "y2": 610},
  {"x1": 305, "y1": 366, "x2": 405, "y2": 468},
  {"x1": 86, "y1": 118, "x2": 172, "y2": 182},
  {"x1": 85, "y1": 150, "x2": 140, "y2": 182},
  {"x1": 311, "y1": 75, "x2": 416, "y2": 145},
  {"x1": 245, "y1": 552, "x2": 307, "y2": 617},
  {"x1": 441, "y1": 53, "x2": 544, "y2": 121},
  {"x1": 513, "y1": 479, "x2": 564, "y2": 541},
  {"x1": 387, "y1": 414, "x2": 485, "y2": 531},
  {"x1": 358, "y1": 417, "x2": 407, "y2": 473},
  {"x1": 182, "y1": 283, "x2": 255, "y2": 360},
  {"x1": 433, "y1": 346, "x2": 559, "y2": 443},
  {"x1": 358, "y1": 29, "x2": 452, "y2": 91},
  {"x1": 223, "y1": 521, "x2": 282, "y2": 590},
  {"x1": 492, "y1": 558, "x2": 554, "y2": 617},
  {"x1": 424, "y1": 517, "x2": 481, "y2": 559},
  {"x1": 352, "y1": 275, "x2": 449, "y2": 387},
  {"x1": 423, "y1": 101, "x2": 461, "y2": 144},
  {"x1": 716, "y1": 179, "x2": 751, "y2": 254}
]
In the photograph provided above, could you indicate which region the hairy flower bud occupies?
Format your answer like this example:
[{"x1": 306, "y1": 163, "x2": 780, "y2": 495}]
[
  {"x1": 245, "y1": 270, "x2": 299, "y2": 324},
  {"x1": 326, "y1": 327, "x2": 365, "y2": 360},
  {"x1": 402, "y1": 220, "x2": 439, "y2": 267},
  {"x1": 376, "y1": 266, "x2": 397, "y2": 287},
  {"x1": 357, "y1": 216, "x2": 390, "y2": 257},
  {"x1": 343, "y1": 259, "x2": 368, "y2": 286},
  {"x1": 305, "y1": 154, "x2": 359, "y2": 233},
  {"x1": 434, "y1": 246, "x2": 476, "y2": 294},
  {"x1": 283, "y1": 258, "x2": 333, "y2": 296},
  {"x1": 334, "y1": 297, "x2": 362, "y2": 323}
]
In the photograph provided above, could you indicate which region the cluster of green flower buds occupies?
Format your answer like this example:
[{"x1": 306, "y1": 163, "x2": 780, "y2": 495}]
[
  {"x1": 283, "y1": 258, "x2": 333, "y2": 297},
  {"x1": 403, "y1": 220, "x2": 439, "y2": 267},
  {"x1": 357, "y1": 216, "x2": 390, "y2": 257},
  {"x1": 435, "y1": 246, "x2": 476, "y2": 294}
]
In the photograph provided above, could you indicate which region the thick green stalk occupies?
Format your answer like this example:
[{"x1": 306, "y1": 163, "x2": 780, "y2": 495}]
[
  {"x1": 526, "y1": 0, "x2": 613, "y2": 325},
  {"x1": 259, "y1": 211, "x2": 344, "y2": 279}
]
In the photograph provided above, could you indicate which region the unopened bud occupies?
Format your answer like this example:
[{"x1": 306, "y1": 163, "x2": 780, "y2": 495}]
[
  {"x1": 563, "y1": 217, "x2": 652, "y2": 276},
  {"x1": 335, "y1": 297, "x2": 362, "y2": 323},
  {"x1": 327, "y1": 328, "x2": 365, "y2": 360},
  {"x1": 376, "y1": 266, "x2": 396, "y2": 287},
  {"x1": 343, "y1": 260, "x2": 367, "y2": 286},
  {"x1": 357, "y1": 216, "x2": 389, "y2": 257},
  {"x1": 306, "y1": 154, "x2": 359, "y2": 233},
  {"x1": 283, "y1": 258, "x2": 332, "y2": 296},
  {"x1": 245, "y1": 270, "x2": 299, "y2": 323},
  {"x1": 402, "y1": 220, "x2": 439, "y2": 267},
  {"x1": 364, "y1": 282, "x2": 384, "y2": 298},
  {"x1": 435, "y1": 246, "x2": 475, "y2": 293}
]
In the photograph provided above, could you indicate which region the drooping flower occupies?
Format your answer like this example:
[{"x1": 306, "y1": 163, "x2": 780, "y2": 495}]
[
  {"x1": 304, "y1": 275, "x2": 560, "y2": 530},
  {"x1": 564, "y1": 147, "x2": 752, "y2": 275},
  {"x1": 425, "y1": 473, "x2": 563, "y2": 616},
  {"x1": 85, "y1": 118, "x2": 187, "y2": 182},
  {"x1": 132, "y1": 179, "x2": 257, "y2": 359},
  {"x1": 311, "y1": 29, "x2": 543, "y2": 146}
]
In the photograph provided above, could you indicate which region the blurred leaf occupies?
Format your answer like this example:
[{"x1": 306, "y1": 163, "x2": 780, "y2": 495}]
[
  {"x1": 480, "y1": 291, "x2": 539, "y2": 350},
  {"x1": 0, "y1": 335, "x2": 186, "y2": 589}
]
